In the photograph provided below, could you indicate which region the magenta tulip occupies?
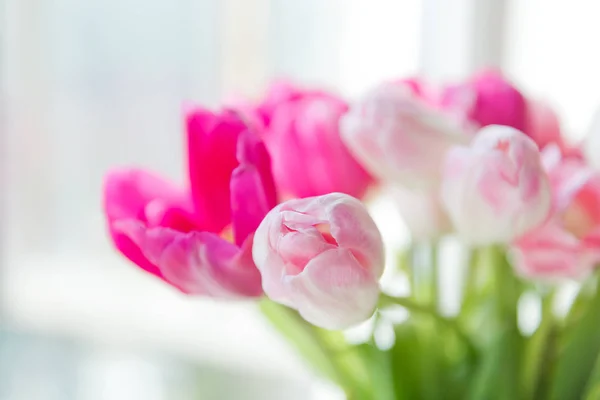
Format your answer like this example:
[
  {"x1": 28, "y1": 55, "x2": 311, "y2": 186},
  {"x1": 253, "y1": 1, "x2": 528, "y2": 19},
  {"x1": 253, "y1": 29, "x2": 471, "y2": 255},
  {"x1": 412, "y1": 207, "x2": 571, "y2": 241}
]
[
  {"x1": 441, "y1": 69, "x2": 527, "y2": 132},
  {"x1": 103, "y1": 108, "x2": 276, "y2": 297},
  {"x1": 252, "y1": 81, "x2": 373, "y2": 199}
]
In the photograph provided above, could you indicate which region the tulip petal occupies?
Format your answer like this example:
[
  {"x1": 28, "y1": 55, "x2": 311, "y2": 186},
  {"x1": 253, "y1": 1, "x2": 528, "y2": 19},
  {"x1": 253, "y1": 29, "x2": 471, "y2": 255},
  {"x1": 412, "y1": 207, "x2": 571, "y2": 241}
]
[
  {"x1": 115, "y1": 220, "x2": 263, "y2": 297},
  {"x1": 281, "y1": 194, "x2": 385, "y2": 277},
  {"x1": 230, "y1": 129, "x2": 277, "y2": 246},
  {"x1": 442, "y1": 70, "x2": 527, "y2": 132},
  {"x1": 103, "y1": 168, "x2": 194, "y2": 278},
  {"x1": 286, "y1": 248, "x2": 379, "y2": 330},
  {"x1": 441, "y1": 126, "x2": 551, "y2": 245},
  {"x1": 514, "y1": 223, "x2": 599, "y2": 279},
  {"x1": 186, "y1": 107, "x2": 244, "y2": 233},
  {"x1": 341, "y1": 82, "x2": 468, "y2": 189}
]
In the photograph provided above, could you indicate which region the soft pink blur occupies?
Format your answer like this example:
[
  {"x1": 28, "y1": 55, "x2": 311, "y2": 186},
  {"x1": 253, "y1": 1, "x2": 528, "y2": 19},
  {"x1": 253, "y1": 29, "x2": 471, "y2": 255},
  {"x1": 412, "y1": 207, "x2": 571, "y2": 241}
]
[
  {"x1": 341, "y1": 79, "x2": 469, "y2": 189},
  {"x1": 252, "y1": 193, "x2": 384, "y2": 329},
  {"x1": 103, "y1": 108, "x2": 277, "y2": 297},
  {"x1": 513, "y1": 145, "x2": 600, "y2": 279},
  {"x1": 440, "y1": 69, "x2": 527, "y2": 132},
  {"x1": 243, "y1": 81, "x2": 373, "y2": 199},
  {"x1": 441, "y1": 125, "x2": 551, "y2": 245}
]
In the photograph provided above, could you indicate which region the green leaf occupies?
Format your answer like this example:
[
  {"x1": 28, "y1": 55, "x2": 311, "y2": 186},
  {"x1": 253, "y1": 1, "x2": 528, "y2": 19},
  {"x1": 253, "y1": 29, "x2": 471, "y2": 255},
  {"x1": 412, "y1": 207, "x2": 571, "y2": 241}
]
[
  {"x1": 467, "y1": 325, "x2": 523, "y2": 400},
  {"x1": 258, "y1": 299, "x2": 371, "y2": 399},
  {"x1": 549, "y1": 283, "x2": 600, "y2": 400},
  {"x1": 355, "y1": 344, "x2": 396, "y2": 400},
  {"x1": 465, "y1": 246, "x2": 524, "y2": 400},
  {"x1": 522, "y1": 292, "x2": 558, "y2": 400},
  {"x1": 259, "y1": 298, "x2": 341, "y2": 382},
  {"x1": 390, "y1": 323, "x2": 424, "y2": 400},
  {"x1": 583, "y1": 348, "x2": 600, "y2": 400}
]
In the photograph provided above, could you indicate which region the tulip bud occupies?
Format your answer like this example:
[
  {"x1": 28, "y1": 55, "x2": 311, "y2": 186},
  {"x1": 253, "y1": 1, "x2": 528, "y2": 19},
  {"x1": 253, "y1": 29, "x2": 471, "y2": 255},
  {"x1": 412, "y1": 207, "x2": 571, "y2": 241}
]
[
  {"x1": 252, "y1": 193, "x2": 384, "y2": 329},
  {"x1": 341, "y1": 81, "x2": 468, "y2": 189},
  {"x1": 441, "y1": 125, "x2": 551, "y2": 245}
]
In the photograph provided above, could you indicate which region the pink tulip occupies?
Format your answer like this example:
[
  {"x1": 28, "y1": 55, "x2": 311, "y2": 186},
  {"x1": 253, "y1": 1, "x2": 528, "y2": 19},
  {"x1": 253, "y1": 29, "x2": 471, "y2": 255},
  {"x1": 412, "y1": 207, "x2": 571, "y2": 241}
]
[
  {"x1": 103, "y1": 108, "x2": 277, "y2": 297},
  {"x1": 340, "y1": 80, "x2": 468, "y2": 189},
  {"x1": 440, "y1": 69, "x2": 527, "y2": 133},
  {"x1": 254, "y1": 82, "x2": 373, "y2": 199},
  {"x1": 441, "y1": 125, "x2": 551, "y2": 245},
  {"x1": 252, "y1": 193, "x2": 384, "y2": 329},
  {"x1": 513, "y1": 145, "x2": 600, "y2": 278}
]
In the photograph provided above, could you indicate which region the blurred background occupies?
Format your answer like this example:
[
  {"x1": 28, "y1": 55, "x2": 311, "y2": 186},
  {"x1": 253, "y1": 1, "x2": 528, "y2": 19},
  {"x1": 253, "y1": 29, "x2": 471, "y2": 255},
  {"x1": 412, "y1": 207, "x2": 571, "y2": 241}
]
[{"x1": 1, "y1": 0, "x2": 600, "y2": 398}]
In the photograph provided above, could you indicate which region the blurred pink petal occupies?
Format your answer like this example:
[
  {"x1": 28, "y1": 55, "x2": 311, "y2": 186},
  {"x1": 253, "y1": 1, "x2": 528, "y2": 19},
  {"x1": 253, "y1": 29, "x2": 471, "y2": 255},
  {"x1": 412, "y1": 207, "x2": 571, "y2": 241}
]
[
  {"x1": 513, "y1": 149, "x2": 600, "y2": 279},
  {"x1": 341, "y1": 80, "x2": 468, "y2": 189},
  {"x1": 252, "y1": 82, "x2": 373, "y2": 199},
  {"x1": 441, "y1": 69, "x2": 527, "y2": 132},
  {"x1": 524, "y1": 100, "x2": 564, "y2": 150},
  {"x1": 253, "y1": 193, "x2": 384, "y2": 329},
  {"x1": 115, "y1": 221, "x2": 262, "y2": 297},
  {"x1": 103, "y1": 168, "x2": 196, "y2": 279}
]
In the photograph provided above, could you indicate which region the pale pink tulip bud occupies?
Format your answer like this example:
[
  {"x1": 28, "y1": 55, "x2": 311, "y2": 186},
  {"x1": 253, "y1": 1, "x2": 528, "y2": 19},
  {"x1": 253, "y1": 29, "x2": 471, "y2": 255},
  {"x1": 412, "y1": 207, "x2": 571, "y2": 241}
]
[
  {"x1": 340, "y1": 81, "x2": 469, "y2": 189},
  {"x1": 252, "y1": 193, "x2": 384, "y2": 329},
  {"x1": 441, "y1": 125, "x2": 552, "y2": 245}
]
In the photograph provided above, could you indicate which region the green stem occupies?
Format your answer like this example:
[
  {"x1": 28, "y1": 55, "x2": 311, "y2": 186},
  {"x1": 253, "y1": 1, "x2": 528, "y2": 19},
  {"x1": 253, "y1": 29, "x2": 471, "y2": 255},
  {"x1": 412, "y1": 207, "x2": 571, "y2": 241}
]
[
  {"x1": 459, "y1": 247, "x2": 482, "y2": 323},
  {"x1": 431, "y1": 242, "x2": 439, "y2": 311},
  {"x1": 259, "y1": 299, "x2": 371, "y2": 399},
  {"x1": 549, "y1": 275, "x2": 600, "y2": 400},
  {"x1": 529, "y1": 289, "x2": 558, "y2": 400},
  {"x1": 378, "y1": 293, "x2": 476, "y2": 358},
  {"x1": 467, "y1": 245, "x2": 522, "y2": 400}
]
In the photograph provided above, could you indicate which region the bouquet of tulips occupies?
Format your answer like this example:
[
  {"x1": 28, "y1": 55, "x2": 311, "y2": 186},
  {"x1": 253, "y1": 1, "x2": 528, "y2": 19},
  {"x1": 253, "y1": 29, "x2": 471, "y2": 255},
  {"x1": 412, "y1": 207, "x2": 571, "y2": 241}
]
[{"x1": 102, "y1": 70, "x2": 600, "y2": 400}]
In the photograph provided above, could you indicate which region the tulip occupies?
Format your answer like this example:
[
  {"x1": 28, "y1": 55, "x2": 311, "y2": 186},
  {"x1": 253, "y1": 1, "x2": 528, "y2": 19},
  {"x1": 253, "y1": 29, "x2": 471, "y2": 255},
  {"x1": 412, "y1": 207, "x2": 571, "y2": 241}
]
[
  {"x1": 255, "y1": 82, "x2": 373, "y2": 199},
  {"x1": 441, "y1": 125, "x2": 551, "y2": 245},
  {"x1": 340, "y1": 80, "x2": 468, "y2": 189},
  {"x1": 513, "y1": 145, "x2": 600, "y2": 278},
  {"x1": 103, "y1": 108, "x2": 277, "y2": 297},
  {"x1": 252, "y1": 193, "x2": 384, "y2": 329},
  {"x1": 440, "y1": 69, "x2": 527, "y2": 132}
]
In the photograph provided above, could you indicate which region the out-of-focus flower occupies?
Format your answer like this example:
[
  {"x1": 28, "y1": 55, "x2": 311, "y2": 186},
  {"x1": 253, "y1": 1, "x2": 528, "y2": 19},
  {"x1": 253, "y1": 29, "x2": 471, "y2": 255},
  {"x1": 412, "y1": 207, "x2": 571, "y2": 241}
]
[
  {"x1": 390, "y1": 186, "x2": 451, "y2": 240},
  {"x1": 441, "y1": 125, "x2": 551, "y2": 245},
  {"x1": 252, "y1": 82, "x2": 373, "y2": 199},
  {"x1": 253, "y1": 193, "x2": 384, "y2": 329},
  {"x1": 340, "y1": 80, "x2": 468, "y2": 189},
  {"x1": 440, "y1": 69, "x2": 527, "y2": 132},
  {"x1": 524, "y1": 100, "x2": 564, "y2": 151},
  {"x1": 103, "y1": 108, "x2": 277, "y2": 297},
  {"x1": 513, "y1": 145, "x2": 600, "y2": 279}
]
